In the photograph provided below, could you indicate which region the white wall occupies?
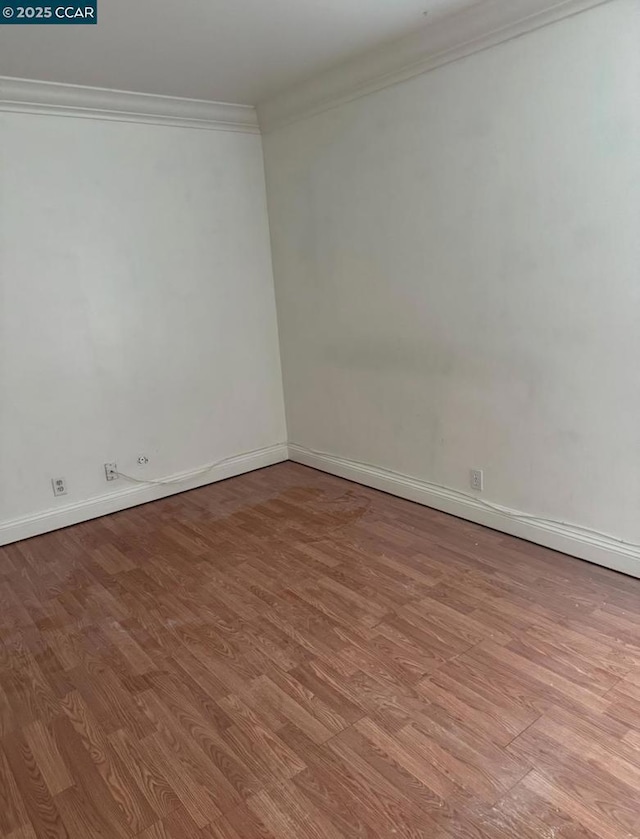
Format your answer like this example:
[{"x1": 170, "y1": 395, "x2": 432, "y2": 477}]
[
  {"x1": 263, "y1": 0, "x2": 640, "y2": 570},
  {"x1": 0, "y1": 111, "x2": 286, "y2": 540}
]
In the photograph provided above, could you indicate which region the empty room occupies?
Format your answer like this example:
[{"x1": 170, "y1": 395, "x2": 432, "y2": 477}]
[{"x1": 0, "y1": 0, "x2": 639, "y2": 837}]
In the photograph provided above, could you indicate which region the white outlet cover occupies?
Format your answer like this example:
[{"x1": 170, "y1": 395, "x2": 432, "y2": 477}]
[
  {"x1": 51, "y1": 477, "x2": 68, "y2": 496},
  {"x1": 104, "y1": 463, "x2": 118, "y2": 481},
  {"x1": 470, "y1": 469, "x2": 484, "y2": 491}
]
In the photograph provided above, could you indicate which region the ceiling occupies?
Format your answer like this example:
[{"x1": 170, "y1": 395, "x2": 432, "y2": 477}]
[{"x1": 0, "y1": 0, "x2": 484, "y2": 105}]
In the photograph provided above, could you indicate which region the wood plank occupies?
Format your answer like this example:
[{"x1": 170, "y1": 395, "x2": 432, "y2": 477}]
[
  {"x1": 2, "y1": 731, "x2": 69, "y2": 839},
  {"x1": 22, "y1": 720, "x2": 73, "y2": 796}
]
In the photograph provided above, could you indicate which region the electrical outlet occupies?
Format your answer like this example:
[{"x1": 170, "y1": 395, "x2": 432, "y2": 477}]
[
  {"x1": 104, "y1": 463, "x2": 118, "y2": 481},
  {"x1": 51, "y1": 477, "x2": 67, "y2": 497},
  {"x1": 470, "y1": 469, "x2": 484, "y2": 492}
]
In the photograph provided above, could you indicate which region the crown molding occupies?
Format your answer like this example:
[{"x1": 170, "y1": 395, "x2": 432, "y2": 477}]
[
  {"x1": 258, "y1": 0, "x2": 613, "y2": 133},
  {"x1": 0, "y1": 77, "x2": 260, "y2": 133}
]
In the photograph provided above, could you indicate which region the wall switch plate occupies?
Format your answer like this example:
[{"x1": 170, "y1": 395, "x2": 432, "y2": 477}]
[
  {"x1": 470, "y1": 469, "x2": 484, "y2": 491},
  {"x1": 104, "y1": 463, "x2": 118, "y2": 481},
  {"x1": 51, "y1": 477, "x2": 68, "y2": 497}
]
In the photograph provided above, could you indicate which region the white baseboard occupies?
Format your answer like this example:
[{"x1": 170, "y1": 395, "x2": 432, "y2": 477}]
[
  {"x1": 0, "y1": 444, "x2": 288, "y2": 547},
  {"x1": 288, "y1": 444, "x2": 640, "y2": 579},
  {"x1": 5, "y1": 441, "x2": 638, "y2": 580}
]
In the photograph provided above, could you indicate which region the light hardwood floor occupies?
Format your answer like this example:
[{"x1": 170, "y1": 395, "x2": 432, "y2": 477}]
[{"x1": 1, "y1": 462, "x2": 639, "y2": 839}]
